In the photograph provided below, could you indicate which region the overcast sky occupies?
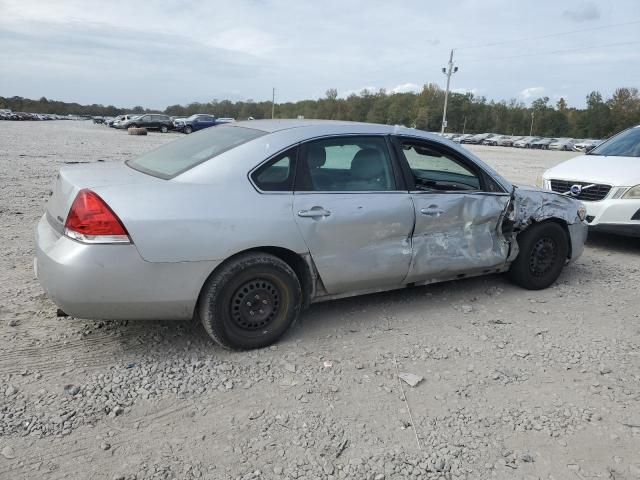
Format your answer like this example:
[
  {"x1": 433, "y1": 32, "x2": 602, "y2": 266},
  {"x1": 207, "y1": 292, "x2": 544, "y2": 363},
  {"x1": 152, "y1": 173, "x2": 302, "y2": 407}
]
[{"x1": 1, "y1": 0, "x2": 639, "y2": 109}]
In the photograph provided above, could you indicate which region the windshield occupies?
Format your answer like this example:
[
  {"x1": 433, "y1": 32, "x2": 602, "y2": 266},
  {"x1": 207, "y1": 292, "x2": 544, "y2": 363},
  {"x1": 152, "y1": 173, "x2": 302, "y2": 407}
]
[
  {"x1": 127, "y1": 125, "x2": 265, "y2": 179},
  {"x1": 590, "y1": 127, "x2": 640, "y2": 157}
]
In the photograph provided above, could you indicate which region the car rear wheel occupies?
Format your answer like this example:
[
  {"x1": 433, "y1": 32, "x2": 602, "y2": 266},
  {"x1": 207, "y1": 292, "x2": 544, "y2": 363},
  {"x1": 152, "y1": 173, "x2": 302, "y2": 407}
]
[
  {"x1": 508, "y1": 222, "x2": 569, "y2": 290},
  {"x1": 199, "y1": 252, "x2": 302, "y2": 350},
  {"x1": 160, "y1": 125, "x2": 168, "y2": 133},
  {"x1": 184, "y1": 125, "x2": 193, "y2": 134}
]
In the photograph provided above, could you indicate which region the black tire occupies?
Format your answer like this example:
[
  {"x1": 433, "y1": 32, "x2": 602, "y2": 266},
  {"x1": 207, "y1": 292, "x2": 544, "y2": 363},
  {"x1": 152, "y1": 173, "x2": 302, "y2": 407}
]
[
  {"x1": 199, "y1": 253, "x2": 302, "y2": 350},
  {"x1": 508, "y1": 222, "x2": 569, "y2": 290},
  {"x1": 184, "y1": 125, "x2": 193, "y2": 134},
  {"x1": 160, "y1": 125, "x2": 168, "y2": 133},
  {"x1": 129, "y1": 124, "x2": 138, "y2": 129}
]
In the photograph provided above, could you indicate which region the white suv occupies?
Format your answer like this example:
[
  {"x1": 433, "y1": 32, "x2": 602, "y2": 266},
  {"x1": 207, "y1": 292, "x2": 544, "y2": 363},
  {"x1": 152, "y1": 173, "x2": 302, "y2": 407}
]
[{"x1": 542, "y1": 125, "x2": 640, "y2": 237}]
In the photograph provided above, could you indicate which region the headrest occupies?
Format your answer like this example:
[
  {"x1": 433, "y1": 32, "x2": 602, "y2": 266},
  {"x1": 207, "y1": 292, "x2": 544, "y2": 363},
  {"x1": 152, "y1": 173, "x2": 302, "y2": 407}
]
[
  {"x1": 350, "y1": 148, "x2": 385, "y2": 180},
  {"x1": 307, "y1": 145, "x2": 326, "y2": 168}
]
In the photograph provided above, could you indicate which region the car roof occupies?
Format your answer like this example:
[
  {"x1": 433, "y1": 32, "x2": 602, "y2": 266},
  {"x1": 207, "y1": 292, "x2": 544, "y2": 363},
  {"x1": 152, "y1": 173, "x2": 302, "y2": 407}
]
[{"x1": 232, "y1": 118, "x2": 429, "y2": 137}]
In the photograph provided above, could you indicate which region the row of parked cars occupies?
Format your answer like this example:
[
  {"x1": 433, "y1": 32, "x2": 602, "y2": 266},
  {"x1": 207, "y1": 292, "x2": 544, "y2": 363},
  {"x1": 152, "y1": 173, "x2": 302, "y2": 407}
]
[
  {"x1": 95, "y1": 113, "x2": 235, "y2": 134},
  {"x1": 0, "y1": 111, "x2": 82, "y2": 121},
  {"x1": 443, "y1": 132, "x2": 602, "y2": 153}
]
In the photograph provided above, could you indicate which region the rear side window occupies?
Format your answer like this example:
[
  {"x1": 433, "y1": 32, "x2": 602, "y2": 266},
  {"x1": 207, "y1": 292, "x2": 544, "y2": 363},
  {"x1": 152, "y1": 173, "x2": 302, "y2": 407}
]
[
  {"x1": 127, "y1": 126, "x2": 265, "y2": 179},
  {"x1": 251, "y1": 148, "x2": 297, "y2": 192},
  {"x1": 296, "y1": 136, "x2": 396, "y2": 191}
]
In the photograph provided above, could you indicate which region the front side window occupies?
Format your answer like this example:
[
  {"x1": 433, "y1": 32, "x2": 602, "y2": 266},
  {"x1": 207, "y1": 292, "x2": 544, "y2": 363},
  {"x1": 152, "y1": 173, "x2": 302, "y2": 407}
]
[
  {"x1": 251, "y1": 148, "x2": 297, "y2": 192},
  {"x1": 127, "y1": 125, "x2": 265, "y2": 179},
  {"x1": 400, "y1": 141, "x2": 480, "y2": 191},
  {"x1": 590, "y1": 126, "x2": 640, "y2": 157},
  {"x1": 296, "y1": 136, "x2": 395, "y2": 191}
]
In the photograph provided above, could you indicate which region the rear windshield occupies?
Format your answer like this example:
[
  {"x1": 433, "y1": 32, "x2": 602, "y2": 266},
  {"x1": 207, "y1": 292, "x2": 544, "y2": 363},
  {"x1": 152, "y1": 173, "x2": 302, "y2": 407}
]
[
  {"x1": 589, "y1": 126, "x2": 640, "y2": 157},
  {"x1": 127, "y1": 125, "x2": 265, "y2": 179}
]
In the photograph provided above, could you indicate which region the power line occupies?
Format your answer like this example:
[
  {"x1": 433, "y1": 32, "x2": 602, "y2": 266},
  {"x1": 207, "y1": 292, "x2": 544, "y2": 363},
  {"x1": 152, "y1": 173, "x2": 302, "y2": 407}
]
[
  {"x1": 457, "y1": 40, "x2": 640, "y2": 63},
  {"x1": 455, "y1": 19, "x2": 640, "y2": 50}
]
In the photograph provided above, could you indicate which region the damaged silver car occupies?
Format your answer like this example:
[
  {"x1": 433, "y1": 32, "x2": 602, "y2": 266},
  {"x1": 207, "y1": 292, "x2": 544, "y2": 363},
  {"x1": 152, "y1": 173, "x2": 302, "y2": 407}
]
[{"x1": 35, "y1": 120, "x2": 588, "y2": 349}]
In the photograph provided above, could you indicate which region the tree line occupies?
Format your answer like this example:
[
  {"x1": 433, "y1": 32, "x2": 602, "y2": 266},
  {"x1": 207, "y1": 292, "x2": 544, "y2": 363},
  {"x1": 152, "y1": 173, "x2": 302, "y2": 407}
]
[{"x1": 2, "y1": 85, "x2": 639, "y2": 138}]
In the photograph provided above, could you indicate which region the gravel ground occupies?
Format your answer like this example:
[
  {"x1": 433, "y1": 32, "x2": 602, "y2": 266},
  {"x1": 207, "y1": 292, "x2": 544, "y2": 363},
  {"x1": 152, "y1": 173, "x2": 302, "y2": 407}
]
[{"x1": 1, "y1": 121, "x2": 639, "y2": 480}]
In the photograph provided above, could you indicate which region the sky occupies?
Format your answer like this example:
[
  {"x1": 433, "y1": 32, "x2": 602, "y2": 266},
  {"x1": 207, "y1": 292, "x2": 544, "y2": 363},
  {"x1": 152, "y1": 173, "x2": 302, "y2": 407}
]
[{"x1": 1, "y1": 0, "x2": 639, "y2": 110}]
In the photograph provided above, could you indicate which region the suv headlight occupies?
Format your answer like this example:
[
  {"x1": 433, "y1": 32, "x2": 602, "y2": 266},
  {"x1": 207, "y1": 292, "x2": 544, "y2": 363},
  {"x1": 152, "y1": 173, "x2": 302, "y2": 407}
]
[{"x1": 622, "y1": 185, "x2": 640, "y2": 199}]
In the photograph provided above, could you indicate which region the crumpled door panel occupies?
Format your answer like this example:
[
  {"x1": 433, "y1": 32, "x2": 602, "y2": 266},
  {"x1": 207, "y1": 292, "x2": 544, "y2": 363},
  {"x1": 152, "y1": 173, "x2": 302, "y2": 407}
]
[{"x1": 406, "y1": 193, "x2": 511, "y2": 282}]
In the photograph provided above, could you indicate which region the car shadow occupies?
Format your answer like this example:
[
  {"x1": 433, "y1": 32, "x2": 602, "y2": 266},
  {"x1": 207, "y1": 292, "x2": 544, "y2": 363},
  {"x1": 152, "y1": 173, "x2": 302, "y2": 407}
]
[{"x1": 586, "y1": 231, "x2": 640, "y2": 254}]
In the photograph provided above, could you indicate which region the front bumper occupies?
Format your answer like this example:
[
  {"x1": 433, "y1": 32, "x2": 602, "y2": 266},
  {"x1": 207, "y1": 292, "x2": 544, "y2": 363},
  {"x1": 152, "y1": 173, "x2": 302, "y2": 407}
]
[
  {"x1": 567, "y1": 222, "x2": 588, "y2": 263},
  {"x1": 35, "y1": 214, "x2": 219, "y2": 321},
  {"x1": 581, "y1": 198, "x2": 640, "y2": 234}
]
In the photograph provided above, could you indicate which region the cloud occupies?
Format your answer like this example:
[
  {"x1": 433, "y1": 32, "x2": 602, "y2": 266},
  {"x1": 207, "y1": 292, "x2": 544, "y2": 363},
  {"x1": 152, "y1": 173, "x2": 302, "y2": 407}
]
[
  {"x1": 452, "y1": 87, "x2": 479, "y2": 96},
  {"x1": 562, "y1": 1, "x2": 600, "y2": 21},
  {"x1": 520, "y1": 87, "x2": 546, "y2": 99},
  {"x1": 390, "y1": 83, "x2": 421, "y2": 94}
]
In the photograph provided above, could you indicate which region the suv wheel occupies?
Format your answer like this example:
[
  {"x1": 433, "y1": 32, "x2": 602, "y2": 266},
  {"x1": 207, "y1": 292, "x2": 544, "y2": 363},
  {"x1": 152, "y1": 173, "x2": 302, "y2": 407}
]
[
  {"x1": 184, "y1": 125, "x2": 193, "y2": 134},
  {"x1": 160, "y1": 125, "x2": 168, "y2": 133}
]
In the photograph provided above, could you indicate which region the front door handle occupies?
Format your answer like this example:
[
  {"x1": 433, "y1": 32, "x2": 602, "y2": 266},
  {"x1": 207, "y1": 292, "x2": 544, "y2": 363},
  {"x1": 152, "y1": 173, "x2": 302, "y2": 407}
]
[
  {"x1": 298, "y1": 207, "x2": 331, "y2": 218},
  {"x1": 420, "y1": 208, "x2": 443, "y2": 217}
]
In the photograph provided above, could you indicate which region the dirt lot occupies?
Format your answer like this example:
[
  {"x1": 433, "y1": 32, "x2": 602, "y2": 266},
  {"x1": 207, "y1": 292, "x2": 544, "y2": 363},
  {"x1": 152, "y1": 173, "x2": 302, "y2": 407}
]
[{"x1": 1, "y1": 121, "x2": 639, "y2": 480}]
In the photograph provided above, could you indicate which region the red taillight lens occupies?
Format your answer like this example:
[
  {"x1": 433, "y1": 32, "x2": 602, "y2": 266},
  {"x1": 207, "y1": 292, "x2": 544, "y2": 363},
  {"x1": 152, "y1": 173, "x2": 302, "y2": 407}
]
[{"x1": 64, "y1": 189, "x2": 130, "y2": 243}]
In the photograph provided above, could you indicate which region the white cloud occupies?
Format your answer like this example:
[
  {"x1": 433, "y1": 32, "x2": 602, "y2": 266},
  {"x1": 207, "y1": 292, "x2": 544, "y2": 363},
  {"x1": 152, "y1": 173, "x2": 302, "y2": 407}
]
[
  {"x1": 451, "y1": 87, "x2": 479, "y2": 95},
  {"x1": 390, "y1": 83, "x2": 421, "y2": 94},
  {"x1": 520, "y1": 87, "x2": 546, "y2": 99}
]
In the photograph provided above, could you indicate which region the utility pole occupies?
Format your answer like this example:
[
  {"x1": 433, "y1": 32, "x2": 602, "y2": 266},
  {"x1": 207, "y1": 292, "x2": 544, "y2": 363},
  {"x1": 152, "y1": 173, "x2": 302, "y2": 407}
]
[
  {"x1": 271, "y1": 87, "x2": 275, "y2": 119},
  {"x1": 440, "y1": 49, "x2": 458, "y2": 134},
  {"x1": 529, "y1": 111, "x2": 535, "y2": 136}
]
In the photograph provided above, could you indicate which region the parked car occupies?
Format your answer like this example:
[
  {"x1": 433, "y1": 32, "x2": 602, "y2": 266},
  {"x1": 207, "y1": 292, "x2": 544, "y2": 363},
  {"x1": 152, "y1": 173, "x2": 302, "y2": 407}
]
[
  {"x1": 452, "y1": 133, "x2": 474, "y2": 143},
  {"x1": 573, "y1": 139, "x2": 602, "y2": 153},
  {"x1": 496, "y1": 136, "x2": 523, "y2": 147},
  {"x1": 513, "y1": 136, "x2": 540, "y2": 148},
  {"x1": 35, "y1": 120, "x2": 587, "y2": 349},
  {"x1": 542, "y1": 124, "x2": 640, "y2": 237},
  {"x1": 174, "y1": 114, "x2": 221, "y2": 134},
  {"x1": 461, "y1": 133, "x2": 496, "y2": 145},
  {"x1": 531, "y1": 138, "x2": 557, "y2": 150},
  {"x1": 123, "y1": 114, "x2": 174, "y2": 133},
  {"x1": 482, "y1": 135, "x2": 509, "y2": 146},
  {"x1": 548, "y1": 138, "x2": 575, "y2": 151},
  {"x1": 111, "y1": 114, "x2": 139, "y2": 128},
  {"x1": 93, "y1": 117, "x2": 105, "y2": 124}
]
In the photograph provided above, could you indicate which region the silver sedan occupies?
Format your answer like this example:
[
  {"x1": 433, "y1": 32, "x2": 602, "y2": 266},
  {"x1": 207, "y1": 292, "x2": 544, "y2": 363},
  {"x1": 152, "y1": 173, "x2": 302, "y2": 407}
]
[{"x1": 35, "y1": 120, "x2": 588, "y2": 349}]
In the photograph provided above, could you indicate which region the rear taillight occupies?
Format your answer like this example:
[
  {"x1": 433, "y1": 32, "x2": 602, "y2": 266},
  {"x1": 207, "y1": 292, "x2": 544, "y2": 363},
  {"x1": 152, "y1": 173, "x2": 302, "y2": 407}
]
[{"x1": 64, "y1": 189, "x2": 131, "y2": 244}]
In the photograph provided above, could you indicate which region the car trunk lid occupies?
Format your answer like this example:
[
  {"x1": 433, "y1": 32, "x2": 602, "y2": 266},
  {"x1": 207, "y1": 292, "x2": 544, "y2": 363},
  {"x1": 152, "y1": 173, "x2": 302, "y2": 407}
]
[{"x1": 46, "y1": 162, "x2": 163, "y2": 233}]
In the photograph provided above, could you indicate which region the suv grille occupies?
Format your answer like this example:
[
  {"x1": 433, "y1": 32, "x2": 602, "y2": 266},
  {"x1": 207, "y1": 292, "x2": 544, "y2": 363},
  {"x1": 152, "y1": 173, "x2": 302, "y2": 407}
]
[{"x1": 549, "y1": 179, "x2": 611, "y2": 202}]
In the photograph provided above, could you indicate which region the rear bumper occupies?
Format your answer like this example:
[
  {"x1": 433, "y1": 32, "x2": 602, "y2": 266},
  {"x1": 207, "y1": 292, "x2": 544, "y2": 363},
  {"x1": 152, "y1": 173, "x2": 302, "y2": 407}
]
[{"x1": 35, "y1": 215, "x2": 219, "y2": 321}]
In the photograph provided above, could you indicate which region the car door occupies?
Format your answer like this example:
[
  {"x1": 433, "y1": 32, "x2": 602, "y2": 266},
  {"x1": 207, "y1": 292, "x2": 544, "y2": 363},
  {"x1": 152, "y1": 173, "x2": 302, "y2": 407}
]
[
  {"x1": 138, "y1": 115, "x2": 151, "y2": 128},
  {"x1": 293, "y1": 135, "x2": 414, "y2": 294},
  {"x1": 394, "y1": 137, "x2": 511, "y2": 282}
]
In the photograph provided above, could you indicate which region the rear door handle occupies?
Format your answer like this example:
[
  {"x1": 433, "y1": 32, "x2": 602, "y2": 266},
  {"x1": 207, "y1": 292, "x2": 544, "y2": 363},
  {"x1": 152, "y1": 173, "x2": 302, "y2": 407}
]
[
  {"x1": 420, "y1": 208, "x2": 443, "y2": 217},
  {"x1": 298, "y1": 207, "x2": 331, "y2": 218}
]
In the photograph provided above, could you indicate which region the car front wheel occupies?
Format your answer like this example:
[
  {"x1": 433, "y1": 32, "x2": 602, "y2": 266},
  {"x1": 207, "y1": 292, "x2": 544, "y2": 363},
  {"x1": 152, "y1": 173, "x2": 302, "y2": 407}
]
[
  {"x1": 184, "y1": 125, "x2": 193, "y2": 134},
  {"x1": 199, "y1": 252, "x2": 302, "y2": 350},
  {"x1": 160, "y1": 125, "x2": 168, "y2": 133},
  {"x1": 508, "y1": 222, "x2": 569, "y2": 290}
]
